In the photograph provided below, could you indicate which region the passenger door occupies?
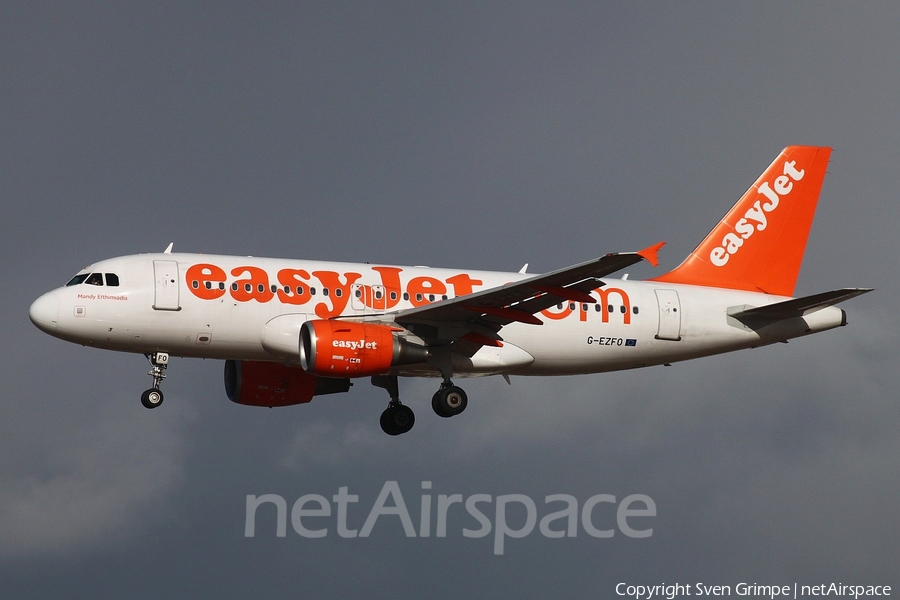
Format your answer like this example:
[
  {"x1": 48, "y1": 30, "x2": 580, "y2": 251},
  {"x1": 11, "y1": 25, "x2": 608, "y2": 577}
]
[
  {"x1": 153, "y1": 260, "x2": 181, "y2": 311},
  {"x1": 654, "y1": 289, "x2": 681, "y2": 341}
]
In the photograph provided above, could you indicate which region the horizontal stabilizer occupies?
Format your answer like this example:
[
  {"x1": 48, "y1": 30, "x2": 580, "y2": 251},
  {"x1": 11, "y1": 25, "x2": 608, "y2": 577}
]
[{"x1": 729, "y1": 288, "x2": 872, "y2": 322}]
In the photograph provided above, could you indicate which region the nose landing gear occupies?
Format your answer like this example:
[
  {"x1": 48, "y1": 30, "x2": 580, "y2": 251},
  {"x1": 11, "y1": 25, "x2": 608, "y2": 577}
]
[{"x1": 141, "y1": 352, "x2": 168, "y2": 409}]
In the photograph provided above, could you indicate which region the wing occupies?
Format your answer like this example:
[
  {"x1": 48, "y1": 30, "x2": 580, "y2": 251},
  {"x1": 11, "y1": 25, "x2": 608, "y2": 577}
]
[{"x1": 386, "y1": 242, "x2": 665, "y2": 355}]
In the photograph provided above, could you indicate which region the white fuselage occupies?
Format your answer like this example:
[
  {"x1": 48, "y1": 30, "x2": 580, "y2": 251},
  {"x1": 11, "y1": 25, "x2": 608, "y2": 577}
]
[{"x1": 29, "y1": 252, "x2": 846, "y2": 378}]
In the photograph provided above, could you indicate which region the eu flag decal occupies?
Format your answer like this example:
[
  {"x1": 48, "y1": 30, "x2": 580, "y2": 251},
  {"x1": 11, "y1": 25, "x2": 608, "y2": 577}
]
[{"x1": 625, "y1": 339, "x2": 637, "y2": 346}]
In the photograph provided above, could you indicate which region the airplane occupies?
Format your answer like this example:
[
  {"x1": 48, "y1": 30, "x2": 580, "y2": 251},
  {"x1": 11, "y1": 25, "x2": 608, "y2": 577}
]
[{"x1": 29, "y1": 146, "x2": 871, "y2": 435}]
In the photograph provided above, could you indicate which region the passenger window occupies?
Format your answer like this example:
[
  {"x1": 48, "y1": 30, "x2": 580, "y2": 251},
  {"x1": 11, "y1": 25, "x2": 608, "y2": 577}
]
[
  {"x1": 633, "y1": 306, "x2": 639, "y2": 315},
  {"x1": 323, "y1": 288, "x2": 330, "y2": 297},
  {"x1": 390, "y1": 291, "x2": 398, "y2": 301},
  {"x1": 66, "y1": 274, "x2": 89, "y2": 287},
  {"x1": 595, "y1": 305, "x2": 601, "y2": 312},
  {"x1": 105, "y1": 273, "x2": 120, "y2": 286},
  {"x1": 85, "y1": 273, "x2": 104, "y2": 286},
  {"x1": 335, "y1": 289, "x2": 342, "y2": 298},
  {"x1": 620, "y1": 305, "x2": 626, "y2": 314}
]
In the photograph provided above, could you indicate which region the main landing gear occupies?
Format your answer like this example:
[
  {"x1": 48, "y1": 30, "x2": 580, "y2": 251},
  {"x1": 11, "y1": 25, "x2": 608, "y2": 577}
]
[
  {"x1": 141, "y1": 352, "x2": 168, "y2": 409},
  {"x1": 371, "y1": 374, "x2": 469, "y2": 436},
  {"x1": 372, "y1": 375, "x2": 414, "y2": 436},
  {"x1": 432, "y1": 382, "x2": 468, "y2": 418}
]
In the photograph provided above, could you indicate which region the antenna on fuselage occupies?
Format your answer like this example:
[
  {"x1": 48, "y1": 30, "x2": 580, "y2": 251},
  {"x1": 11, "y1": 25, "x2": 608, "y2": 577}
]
[{"x1": 163, "y1": 243, "x2": 174, "y2": 254}]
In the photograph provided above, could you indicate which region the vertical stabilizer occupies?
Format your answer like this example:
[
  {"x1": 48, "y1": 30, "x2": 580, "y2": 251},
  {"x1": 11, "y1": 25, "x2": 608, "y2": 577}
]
[{"x1": 652, "y1": 146, "x2": 831, "y2": 296}]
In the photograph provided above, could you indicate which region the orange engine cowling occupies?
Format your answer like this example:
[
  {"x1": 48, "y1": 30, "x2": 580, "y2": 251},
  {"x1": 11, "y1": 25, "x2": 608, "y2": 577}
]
[
  {"x1": 299, "y1": 320, "x2": 429, "y2": 377},
  {"x1": 224, "y1": 360, "x2": 350, "y2": 407}
]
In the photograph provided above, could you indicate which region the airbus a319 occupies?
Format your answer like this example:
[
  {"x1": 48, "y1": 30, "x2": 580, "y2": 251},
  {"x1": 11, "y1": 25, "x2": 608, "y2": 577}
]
[{"x1": 29, "y1": 146, "x2": 870, "y2": 435}]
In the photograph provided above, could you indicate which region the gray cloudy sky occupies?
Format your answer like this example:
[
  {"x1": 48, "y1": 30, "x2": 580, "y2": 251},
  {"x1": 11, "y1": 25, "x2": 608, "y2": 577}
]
[{"x1": 2, "y1": 2, "x2": 898, "y2": 598}]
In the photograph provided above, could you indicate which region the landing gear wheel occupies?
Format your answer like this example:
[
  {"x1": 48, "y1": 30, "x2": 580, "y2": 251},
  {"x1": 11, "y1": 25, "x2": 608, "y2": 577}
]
[
  {"x1": 432, "y1": 385, "x2": 467, "y2": 417},
  {"x1": 380, "y1": 405, "x2": 415, "y2": 435},
  {"x1": 432, "y1": 391, "x2": 449, "y2": 418},
  {"x1": 141, "y1": 388, "x2": 164, "y2": 409},
  {"x1": 372, "y1": 375, "x2": 415, "y2": 436}
]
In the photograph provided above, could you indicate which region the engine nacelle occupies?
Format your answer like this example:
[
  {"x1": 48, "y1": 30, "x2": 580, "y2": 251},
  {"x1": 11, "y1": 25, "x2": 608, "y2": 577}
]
[
  {"x1": 299, "y1": 320, "x2": 429, "y2": 377},
  {"x1": 224, "y1": 360, "x2": 350, "y2": 407}
]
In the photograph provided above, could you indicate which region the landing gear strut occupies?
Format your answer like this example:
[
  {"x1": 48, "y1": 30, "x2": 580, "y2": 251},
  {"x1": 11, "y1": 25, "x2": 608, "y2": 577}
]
[
  {"x1": 141, "y1": 352, "x2": 168, "y2": 409},
  {"x1": 432, "y1": 379, "x2": 468, "y2": 418},
  {"x1": 372, "y1": 375, "x2": 415, "y2": 436}
]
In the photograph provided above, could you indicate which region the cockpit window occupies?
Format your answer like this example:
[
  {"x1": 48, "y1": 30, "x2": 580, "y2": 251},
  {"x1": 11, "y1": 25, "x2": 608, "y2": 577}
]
[
  {"x1": 85, "y1": 273, "x2": 104, "y2": 286},
  {"x1": 66, "y1": 274, "x2": 90, "y2": 287},
  {"x1": 105, "y1": 273, "x2": 120, "y2": 287}
]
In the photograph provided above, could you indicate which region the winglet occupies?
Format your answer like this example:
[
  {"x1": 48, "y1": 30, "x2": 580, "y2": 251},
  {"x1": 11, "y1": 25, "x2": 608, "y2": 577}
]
[{"x1": 637, "y1": 241, "x2": 665, "y2": 268}]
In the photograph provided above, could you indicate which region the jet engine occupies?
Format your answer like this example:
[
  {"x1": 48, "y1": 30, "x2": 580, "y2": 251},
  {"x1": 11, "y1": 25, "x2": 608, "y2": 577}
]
[
  {"x1": 299, "y1": 320, "x2": 429, "y2": 377},
  {"x1": 224, "y1": 359, "x2": 350, "y2": 407}
]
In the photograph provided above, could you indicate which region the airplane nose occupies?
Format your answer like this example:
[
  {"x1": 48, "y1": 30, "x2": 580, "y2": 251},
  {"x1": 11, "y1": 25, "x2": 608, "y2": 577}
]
[{"x1": 29, "y1": 291, "x2": 59, "y2": 333}]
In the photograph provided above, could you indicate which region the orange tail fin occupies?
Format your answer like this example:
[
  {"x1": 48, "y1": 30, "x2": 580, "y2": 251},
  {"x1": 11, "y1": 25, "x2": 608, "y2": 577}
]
[{"x1": 652, "y1": 146, "x2": 832, "y2": 296}]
